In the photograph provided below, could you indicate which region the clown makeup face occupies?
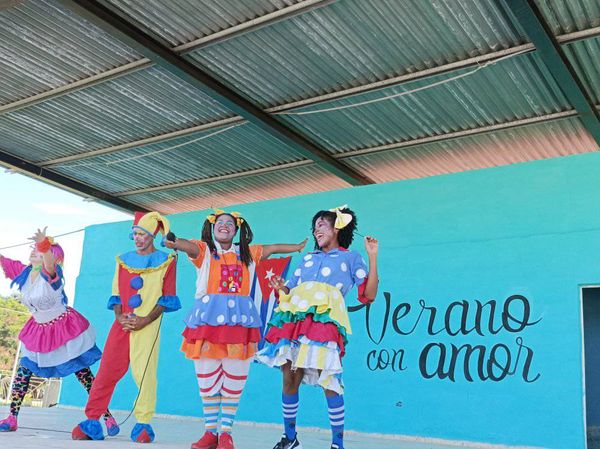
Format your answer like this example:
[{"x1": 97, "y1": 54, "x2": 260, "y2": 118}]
[
  {"x1": 313, "y1": 216, "x2": 339, "y2": 252},
  {"x1": 133, "y1": 229, "x2": 155, "y2": 254},
  {"x1": 29, "y1": 245, "x2": 43, "y2": 266},
  {"x1": 213, "y1": 214, "x2": 237, "y2": 246}
]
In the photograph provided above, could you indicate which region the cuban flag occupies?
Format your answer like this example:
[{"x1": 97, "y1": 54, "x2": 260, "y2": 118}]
[{"x1": 251, "y1": 256, "x2": 292, "y2": 349}]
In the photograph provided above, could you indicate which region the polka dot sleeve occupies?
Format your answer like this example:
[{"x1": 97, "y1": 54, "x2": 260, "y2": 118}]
[
  {"x1": 350, "y1": 251, "x2": 369, "y2": 287},
  {"x1": 285, "y1": 263, "x2": 302, "y2": 288}
]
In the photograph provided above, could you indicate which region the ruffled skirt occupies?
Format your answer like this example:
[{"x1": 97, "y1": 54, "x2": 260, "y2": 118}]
[
  {"x1": 181, "y1": 294, "x2": 261, "y2": 361},
  {"x1": 257, "y1": 282, "x2": 350, "y2": 394},
  {"x1": 19, "y1": 307, "x2": 101, "y2": 377}
]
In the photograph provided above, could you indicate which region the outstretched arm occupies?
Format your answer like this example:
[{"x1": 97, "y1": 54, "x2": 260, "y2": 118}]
[
  {"x1": 0, "y1": 254, "x2": 26, "y2": 281},
  {"x1": 164, "y1": 237, "x2": 200, "y2": 258},
  {"x1": 261, "y1": 238, "x2": 308, "y2": 260}
]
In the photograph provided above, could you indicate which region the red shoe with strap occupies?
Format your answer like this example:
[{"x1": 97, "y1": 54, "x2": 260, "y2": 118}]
[{"x1": 191, "y1": 431, "x2": 219, "y2": 449}]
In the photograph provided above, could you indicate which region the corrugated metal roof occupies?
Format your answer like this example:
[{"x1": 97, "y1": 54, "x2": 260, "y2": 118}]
[
  {"x1": 186, "y1": 0, "x2": 526, "y2": 108},
  {"x1": 0, "y1": 0, "x2": 142, "y2": 105},
  {"x1": 52, "y1": 123, "x2": 305, "y2": 193},
  {"x1": 0, "y1": 66, "x2": 234, "y2": 163},
  {"x1": 278, "y1": 52, "x2": 570, "y2": 154},
  {"x1": 105, "y1": 0, "x2": 303, "y2": 47},
  {"x1": 563, "y1": 36, "x2": 600, "y2": 104},
  {"x1": 343, "y1": 116, "x2": 598, "y2": 183},
  {"x1": 1, "y1": 0, "x2": 599, "y2": 213},
  {"x1": 125, "y1": 164, "x2": 351, "y2": 214},
  {"x1": 534, "y1": 0, "x2": 600, "y2": 35}
]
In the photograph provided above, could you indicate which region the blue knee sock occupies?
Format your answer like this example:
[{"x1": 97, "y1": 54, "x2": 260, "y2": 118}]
[
  {"x1": 326, "y1": 394, "x2": 344, "y2": 448},
  {"x1": 282, "y1": 393, "x2": 299, "y2": 440}
]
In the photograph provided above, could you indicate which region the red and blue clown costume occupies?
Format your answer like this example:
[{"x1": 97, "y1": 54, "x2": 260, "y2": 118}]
[{"x1": 73, "y1": 212, "x2": 179, "y2": 443}]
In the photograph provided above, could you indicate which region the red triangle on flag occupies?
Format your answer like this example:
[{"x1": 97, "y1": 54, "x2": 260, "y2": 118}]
[{"x1": 256, "y1": 257, "x2": 292, "y2": 303}]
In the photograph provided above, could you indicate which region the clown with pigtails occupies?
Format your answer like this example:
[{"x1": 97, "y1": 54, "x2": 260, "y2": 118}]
[
  {"x1": 257, "y1": 205, "x2": 379, "y2": 449},
  {"x1": 72, "y1": 211, "x2": 179, "y2": 443},
  {"x1": 0, "y1": 228, "x2": 117, "y2": 434},
  {"x1": 165, "y1": 208, "x2": 306, "y2": 449}
]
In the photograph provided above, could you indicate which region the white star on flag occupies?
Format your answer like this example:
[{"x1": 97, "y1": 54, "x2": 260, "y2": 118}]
[{"x1": 265, "y1": 269, "x2": 275, "y2": 280}]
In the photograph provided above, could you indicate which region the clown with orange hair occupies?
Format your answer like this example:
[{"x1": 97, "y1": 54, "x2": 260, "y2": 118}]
[
  {"x1": 72, "y1": 211, "x2": 179, "y2": 443},
  {"x1": 0, "y1": 227, "x2": 117, "y2": 434}
]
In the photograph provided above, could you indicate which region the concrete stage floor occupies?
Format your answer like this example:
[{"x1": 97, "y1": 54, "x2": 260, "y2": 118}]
[{"x1": 0, "y1": 406, "x2": 542, "y2": 449}]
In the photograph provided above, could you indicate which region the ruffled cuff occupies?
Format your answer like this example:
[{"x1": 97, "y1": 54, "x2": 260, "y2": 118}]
[
  {"x1": 277, "y1": 289, "x2": 291, "y2": 305},
  {"x1": 358, "y1": 277, "x2": 374, "y2": 304},
  {"x1": 36, "y1": 238, "x2": 52, "y2": 253},
  {"x1": 107, "y1": 295, "x2": 121, "y2": 310},
  {"x1": 157, "y1": 295, "x2": 181, "y2": 312}
]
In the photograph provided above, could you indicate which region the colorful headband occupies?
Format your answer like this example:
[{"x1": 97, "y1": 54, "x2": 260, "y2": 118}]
[
  {"x1": 329, "y1": 204, "x2": 353, "y2": 230},
  {"x1": 207, "y1": 209, "x2": 244, "y2": 227}
]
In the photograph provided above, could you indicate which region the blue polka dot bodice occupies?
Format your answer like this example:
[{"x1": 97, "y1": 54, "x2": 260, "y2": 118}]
[{"x1": 286, "y1": 248, "x2": 368, "y2": 297}]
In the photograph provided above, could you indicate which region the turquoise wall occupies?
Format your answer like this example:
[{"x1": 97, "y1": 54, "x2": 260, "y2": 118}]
[{"x1": 61, "y1": 152, "x2": 600, "y2": 449}]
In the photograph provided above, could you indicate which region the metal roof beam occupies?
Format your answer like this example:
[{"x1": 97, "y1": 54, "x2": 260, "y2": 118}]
[
  {"x1": 505, "y1": 0, "x2": 600, "y2": 144},
  {"x1": 41, "y1": 117, "x2": 244, "y2": 167},
  {"x1": 115, "y1": 109, "x2": 579, "y2": 197},
  {"x1": 55, "y1": 0, "x2": 371, "y2": 186},
  {"x1": 0, "y1": 60, "x2": 151, "y2": 115},
  {"x1": 0, "y1": 149, "x2": 146, "y2": 212},
  {"x1": 173, "y1": 0, "x2": 338, "y2": 54}
]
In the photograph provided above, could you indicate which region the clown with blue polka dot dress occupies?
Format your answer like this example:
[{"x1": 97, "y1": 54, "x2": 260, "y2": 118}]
[
  {"x1": 258, "y1": 205, "x2": 379, "y2": 449},
  {"x1": 164, "y1": 209, "x2": 307, "y2": 449}
]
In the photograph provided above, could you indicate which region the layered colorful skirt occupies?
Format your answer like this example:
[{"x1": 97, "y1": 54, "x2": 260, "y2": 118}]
[
  {"x1": 181, "y1": 293, "x2": 262, "y2": 360},
  {"x1": 257, "y1": 281, "x2": 351, "y2": 394},
  {"x1": 19, "y1": 307, "x2": 102, "y2": 378}
]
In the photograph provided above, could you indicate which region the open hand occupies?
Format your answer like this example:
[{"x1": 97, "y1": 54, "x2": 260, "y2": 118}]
[
  {"x1": 29, "y1": 226, "x2": 48, "y2": 244},
  {"x1": 297, "y1": 238, "x2": 308, "y2": 252}
]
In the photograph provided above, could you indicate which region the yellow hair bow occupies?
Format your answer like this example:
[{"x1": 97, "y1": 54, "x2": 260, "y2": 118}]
[
  {"x1": 230, "y1": 211, "x2": 245, "y2": 227},
  {"x1": 207, "y1": 209, "x2": 244, "y2": 227},
  {"x1": 206, "y1": 208, "x2": 225, "y2": 224},
  {"x1": 329, "y1": 204, "x2": 353, "y2": 229}
]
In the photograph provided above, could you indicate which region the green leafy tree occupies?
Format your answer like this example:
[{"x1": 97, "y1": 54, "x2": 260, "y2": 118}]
[{"x1": 0, "y1": 294, "x2": 29, "y2": 372}]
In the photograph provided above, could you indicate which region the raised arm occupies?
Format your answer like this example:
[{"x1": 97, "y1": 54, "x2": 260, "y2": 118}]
[
  {"x1": 0, "y1": 254, "x2": 26, "y2": 281},
  {"x1": 261, "y1": 238, "x2": 308, "y2": 260},
  {"x1": 362, "y1": 236, "x2": 379, "y2": 300},
  {"x1": 31, "y1": 227, "x2": 57, "y2": 276}
]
